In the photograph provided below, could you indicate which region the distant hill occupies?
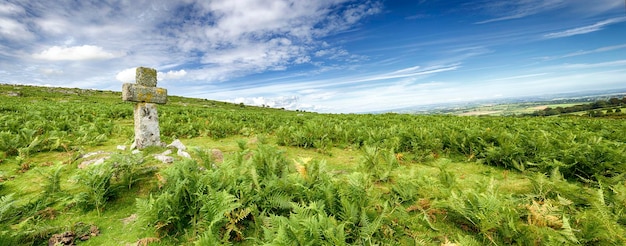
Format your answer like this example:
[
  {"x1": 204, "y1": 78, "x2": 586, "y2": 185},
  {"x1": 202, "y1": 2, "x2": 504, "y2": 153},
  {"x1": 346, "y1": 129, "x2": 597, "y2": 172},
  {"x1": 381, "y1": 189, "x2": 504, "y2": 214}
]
[{"x1": 387, "y1": 88, "x2": 626, "y2": 116}]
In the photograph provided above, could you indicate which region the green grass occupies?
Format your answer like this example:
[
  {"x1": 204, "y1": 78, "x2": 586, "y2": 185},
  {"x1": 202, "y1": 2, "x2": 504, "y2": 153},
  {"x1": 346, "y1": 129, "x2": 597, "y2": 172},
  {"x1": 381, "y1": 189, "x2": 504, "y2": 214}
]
[
  {"x1": 0, "y1": 136, "x2": 610, "y2": 245},
  {"x1": 1, "y1": 84, "x2": 625, "y2": 245}
]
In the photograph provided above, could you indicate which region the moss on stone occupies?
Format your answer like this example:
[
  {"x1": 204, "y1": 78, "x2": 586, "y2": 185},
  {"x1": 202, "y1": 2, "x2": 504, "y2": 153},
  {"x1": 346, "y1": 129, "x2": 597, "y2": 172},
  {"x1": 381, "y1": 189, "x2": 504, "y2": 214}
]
[{"x1": 136, "y1": 67, "x2": 157, "y2": 87}]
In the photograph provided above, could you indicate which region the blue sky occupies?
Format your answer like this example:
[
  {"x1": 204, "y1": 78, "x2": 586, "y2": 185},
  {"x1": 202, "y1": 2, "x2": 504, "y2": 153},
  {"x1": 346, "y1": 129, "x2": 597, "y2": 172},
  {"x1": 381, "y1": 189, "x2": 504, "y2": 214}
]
[{"x1": 1, "y1": 0, "x2": 625, "y2": 113}]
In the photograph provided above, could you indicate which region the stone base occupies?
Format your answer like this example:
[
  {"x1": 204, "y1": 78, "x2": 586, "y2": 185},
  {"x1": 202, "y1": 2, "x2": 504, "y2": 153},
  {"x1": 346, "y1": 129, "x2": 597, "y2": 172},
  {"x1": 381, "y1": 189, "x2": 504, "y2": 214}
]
[{"x1": 134, "y1": 103, "x2": 162, "y2": 149}]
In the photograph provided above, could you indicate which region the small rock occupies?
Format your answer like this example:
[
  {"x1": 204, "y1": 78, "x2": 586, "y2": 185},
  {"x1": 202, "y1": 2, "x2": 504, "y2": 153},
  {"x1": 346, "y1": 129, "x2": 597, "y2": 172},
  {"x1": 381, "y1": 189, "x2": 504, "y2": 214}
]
[
  {"x1": 132, "y1": 150, "x2": 141, "y2": 155},
  {"x1": 6, "y1": 91, "x2": 21, "y2": 97},
  {"x1": 154, "y1": 154, "x2": 173, "y2": 164},
  {"x1": 177, "y1": 149, "x2": 191, "y2": 159},
  {"x1": 78, "y1": 157, "x2": 110, "y2": 169},
  {"x1": 116, "y1": 145, "x2": 126, "y2": 151},
  {"x1": 80, "y1": 151, "x2": 106, "y2": 159},
  {"x1": 121, "y1": 214, "x2": 138, "y2": 225},
  {"x1": 49, "y1": 231, "x2": 75, "y2": 246},
  {"x1": 160, "y1": 149, "x2": 172, "y2": 156},
  {"x1": 89, "y1": 225, "x2": 100, "y2": 236},
  {"x1": 167, "y1": 139, "x2": 186, "y2": 151}
]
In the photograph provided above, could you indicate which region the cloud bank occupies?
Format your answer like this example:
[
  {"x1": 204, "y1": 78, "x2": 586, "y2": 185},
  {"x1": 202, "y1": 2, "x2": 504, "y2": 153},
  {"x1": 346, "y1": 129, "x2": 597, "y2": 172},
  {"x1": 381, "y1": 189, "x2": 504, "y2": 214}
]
[
  {"x1": 32, "y1": 45, "x2": 121, "y2": 61},
  {"x1": 0, "y1": 0, "x2": 624, "y2": 113},
  {"x1": 1, "y1": 0, "x2": 382, "y2": 87}
]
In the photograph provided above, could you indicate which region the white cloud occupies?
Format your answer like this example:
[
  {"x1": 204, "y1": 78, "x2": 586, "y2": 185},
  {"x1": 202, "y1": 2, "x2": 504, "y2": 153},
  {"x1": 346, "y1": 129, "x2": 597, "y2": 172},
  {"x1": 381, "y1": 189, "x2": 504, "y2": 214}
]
[
  {"x1": 564, "y1": 44, "x2": 626, "y2": 57},
  {"x1": 117, "y1": 68, "x2": 188, "y2": 83},
  {"x1": 40, "y1": 68, "x2": 63, "y2": 75},
  {"x1": 475, "y1": 0, "x2": 565, "y2": 24},
  {"x1": 343, "y1": 1, "x2": 382, "y2": 24},
  {"x1": 567, "y1": 0, "x2": 625, "y2": 16},
  {"x1": 7, "y1": 0, "x2": 623, "y2": 113},
  {"x1": 163, "y1": 0, "x2": 382, "y2": 81},
  {"x1": 32, "y1": 45, "x2": 121, "y2": 61},
  {"x1": 201, "y1": 38, "x2": 302, "y2": 70},
  {"x1": 555, "y1": 60, "x2": 626, "y2": 69},
  {"x1": 0, "y1": 2, "x2": 24, "y2": 15},
  {"x1": 191, "y1": 63, "x2": 461, "y2": 112},
  {"x1": 0, "y1": 2, "x2": 29, "y2": 40},
  {"x1": 0, "y1": 17, "x2": 33, "y2": 40},
  {"x1": 115, "y1": 68, "x2": 136, "y2": 83},
  {"x1": 204, "y1": 63, "x2": 460, "y2": 99},
  {"x1": 233, "y1": 96, "x2": 302, "y2": 110},
  {"x1": 475, "y1": 0, "x2": 624, "y2": 25},
  {"x1": 2, "y1": 0, "x2": 383, "y2": 91},
  {"x1": 36, "y1": 18, "x2": 70, "y2": 35},
  {"x1": 539, "y1": 43, "x2": 626, "y2": 60},
  {"x1": 158, "y1": 70, "x2": 187, "y2": 80},
  {"x1": 544, "y1": 17, "x2": 626, "y2": 39},
  {"x1": 314, "y1": 47, "x2": 365, "y2": 62},
  {"x1": 486, "y1": 73, "x2": 548, "y2": 82}
]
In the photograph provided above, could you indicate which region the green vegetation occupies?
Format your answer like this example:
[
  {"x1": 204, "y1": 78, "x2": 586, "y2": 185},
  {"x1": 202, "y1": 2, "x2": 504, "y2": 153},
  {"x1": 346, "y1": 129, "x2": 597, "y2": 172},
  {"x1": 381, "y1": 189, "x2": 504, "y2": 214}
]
[
  {"x1": 529, "y1": 97, "x2": 626, "y2": 117},
  {"x1": 436, "y1": 94, "x2": 626, "y2": 116},
  {"x1": 1, "y1": 84, "x2": 625, "y2": 245}
]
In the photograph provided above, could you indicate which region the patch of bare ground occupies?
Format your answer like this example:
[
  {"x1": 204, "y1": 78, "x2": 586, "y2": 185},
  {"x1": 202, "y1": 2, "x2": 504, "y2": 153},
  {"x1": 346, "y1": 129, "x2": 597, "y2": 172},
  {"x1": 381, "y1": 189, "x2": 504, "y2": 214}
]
[{"x1": 530, "y1": 105, "x2": 549, "y2": 110}]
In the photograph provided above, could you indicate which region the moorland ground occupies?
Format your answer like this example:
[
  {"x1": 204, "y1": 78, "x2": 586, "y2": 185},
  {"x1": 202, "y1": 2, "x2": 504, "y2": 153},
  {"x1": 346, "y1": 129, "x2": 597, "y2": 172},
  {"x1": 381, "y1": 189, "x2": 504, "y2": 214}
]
[{"x1": 1, "y1": 84, "x2": 625, "y2": 245}]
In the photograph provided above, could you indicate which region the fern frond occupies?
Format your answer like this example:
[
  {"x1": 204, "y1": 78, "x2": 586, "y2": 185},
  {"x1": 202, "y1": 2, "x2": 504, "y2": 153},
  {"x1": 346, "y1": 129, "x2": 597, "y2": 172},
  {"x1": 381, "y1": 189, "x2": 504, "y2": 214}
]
[
  {"x1": 0, "y1": 193, "x2": 17, "y2": 223},
  {"x1": 560, "y1": 214, "x2": 579, "y2": 244}
]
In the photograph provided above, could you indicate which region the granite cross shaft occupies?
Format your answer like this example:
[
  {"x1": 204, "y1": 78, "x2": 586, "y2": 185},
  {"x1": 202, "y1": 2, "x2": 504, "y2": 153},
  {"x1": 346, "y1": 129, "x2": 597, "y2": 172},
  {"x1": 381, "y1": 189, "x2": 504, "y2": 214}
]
[{"x1": 122, "y1": 67, "x2": 168, "y2": 149}]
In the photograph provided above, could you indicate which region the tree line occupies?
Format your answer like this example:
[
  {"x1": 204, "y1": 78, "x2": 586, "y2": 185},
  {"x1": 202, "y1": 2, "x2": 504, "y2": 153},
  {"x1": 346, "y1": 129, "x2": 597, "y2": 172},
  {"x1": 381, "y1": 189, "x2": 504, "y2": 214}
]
[{"x1": 528, "y1": 97, "x2": 626, "y2": 117}]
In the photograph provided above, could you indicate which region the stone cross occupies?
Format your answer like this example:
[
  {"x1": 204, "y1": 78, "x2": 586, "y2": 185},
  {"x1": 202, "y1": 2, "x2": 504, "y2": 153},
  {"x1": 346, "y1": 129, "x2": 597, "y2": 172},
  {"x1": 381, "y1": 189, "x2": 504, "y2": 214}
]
[{"x1": 122, "y1": 67, "x2": 167, "y2": 149}]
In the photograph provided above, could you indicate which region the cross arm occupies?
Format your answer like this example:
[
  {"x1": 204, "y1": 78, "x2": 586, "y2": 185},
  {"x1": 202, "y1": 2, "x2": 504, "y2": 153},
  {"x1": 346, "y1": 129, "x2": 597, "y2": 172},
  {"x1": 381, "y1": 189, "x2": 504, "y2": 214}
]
[{"x1": 122, "y1": 83, "x2": 168, "y2": 104}]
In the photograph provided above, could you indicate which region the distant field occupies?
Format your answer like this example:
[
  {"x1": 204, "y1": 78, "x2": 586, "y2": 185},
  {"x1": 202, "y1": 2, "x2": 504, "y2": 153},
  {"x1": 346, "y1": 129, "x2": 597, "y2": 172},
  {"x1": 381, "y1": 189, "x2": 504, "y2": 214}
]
[
  {"x1": 453, "y1": 102, "x2": 605, "y2": 116},
  {"x1": 564, "y1": 106, "x2": 626, "y2": 116}
]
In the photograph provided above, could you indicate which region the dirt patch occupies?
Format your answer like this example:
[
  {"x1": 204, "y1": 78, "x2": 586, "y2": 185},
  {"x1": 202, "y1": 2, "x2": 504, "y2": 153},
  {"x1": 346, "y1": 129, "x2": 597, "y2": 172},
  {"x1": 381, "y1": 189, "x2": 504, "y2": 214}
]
[
  {"x1": 529, "y1": 105, "x2": 549, "y2": 110},
  {"x1": 211, "y1": 149, "x2": 224, "y2": 163},
  {"x1": 48, "y1": 222, "x2": 100, "y2": 246},
  {"x1": 121, "y1": 214, "x2": 138, "y2": 225}
]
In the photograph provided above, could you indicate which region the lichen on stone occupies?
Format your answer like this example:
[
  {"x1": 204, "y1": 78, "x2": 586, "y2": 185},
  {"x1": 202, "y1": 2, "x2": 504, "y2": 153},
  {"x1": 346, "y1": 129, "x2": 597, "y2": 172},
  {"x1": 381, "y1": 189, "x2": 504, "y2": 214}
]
[{"x1": 136, "y1": 67, "x2": 157, "y2": 87}]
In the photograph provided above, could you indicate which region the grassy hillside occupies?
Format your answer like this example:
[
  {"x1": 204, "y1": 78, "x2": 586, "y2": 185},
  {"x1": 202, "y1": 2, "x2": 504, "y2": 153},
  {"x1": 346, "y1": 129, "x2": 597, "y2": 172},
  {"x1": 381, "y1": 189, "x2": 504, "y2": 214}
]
[{"x1": 1, "y1": 84, "x2": 625, "y2": 245}]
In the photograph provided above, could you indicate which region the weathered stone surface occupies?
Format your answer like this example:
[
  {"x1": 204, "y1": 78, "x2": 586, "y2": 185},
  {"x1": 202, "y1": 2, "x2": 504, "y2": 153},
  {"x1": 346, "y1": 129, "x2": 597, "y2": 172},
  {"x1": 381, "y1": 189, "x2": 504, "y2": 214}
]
[
  {"x1": 78, "y1": 151, "x2": 111, "y2": 169},
  {"x1": 80, "y1": 151, "x2": 107, "y2": 159},
  {"x1": 177, "y1": 149, "x2": 191, "y2": 159},
  {"x1": 78, "y1": 157, "x2": 109, "y2": 169},
  {"x1": 167, "y1": 139, "x2": 186, "y2": 151},
  {"x1": 153, "y1": 149, "x2": 174, "y2": 163},
  {"x1": 6, "y1": 91, "x2": 21, "y2": 97},
  {"x1": 123, "y1": 67, "x2": 167, "y2": 150},
  {"x1": 134, "y1": 103, "x2": 161, "y2": 149},
  {"x1": 122, "y1": 83, "x2": 167, "y2": 104},
  {"x1": 136, "y1": 67, "x2": 157, "y2": 87},
  {"x1": 154, "y1": 154, "x2": 174, "y2": 163}
]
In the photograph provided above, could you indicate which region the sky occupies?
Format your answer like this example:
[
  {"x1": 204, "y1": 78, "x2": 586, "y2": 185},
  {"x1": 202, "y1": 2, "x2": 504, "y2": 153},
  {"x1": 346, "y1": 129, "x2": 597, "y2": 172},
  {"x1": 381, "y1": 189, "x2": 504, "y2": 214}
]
[{"x1": 1, "y1": 0, "x2": 625, "y2": 113}]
